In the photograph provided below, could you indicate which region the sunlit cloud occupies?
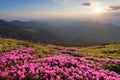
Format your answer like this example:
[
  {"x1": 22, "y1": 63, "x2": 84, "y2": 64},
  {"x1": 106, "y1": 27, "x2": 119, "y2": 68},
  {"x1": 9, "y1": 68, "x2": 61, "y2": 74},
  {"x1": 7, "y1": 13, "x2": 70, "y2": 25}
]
[
  {"x1": 63, "y1": 0, "x2": 72, "y2": 2},
  {"x1": 109, "y1": 6, "x2": 120, "y2": 10}
]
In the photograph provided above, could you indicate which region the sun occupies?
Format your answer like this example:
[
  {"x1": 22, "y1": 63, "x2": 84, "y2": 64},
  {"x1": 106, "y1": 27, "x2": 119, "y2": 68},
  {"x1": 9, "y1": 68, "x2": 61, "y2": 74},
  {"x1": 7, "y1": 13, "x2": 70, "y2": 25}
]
[
  {"x1": 93, "y1": 6, "x2": 103, "y2": 14},
  {"x1": 91, "y1": 2, "x2": 107, "y2": 15}
]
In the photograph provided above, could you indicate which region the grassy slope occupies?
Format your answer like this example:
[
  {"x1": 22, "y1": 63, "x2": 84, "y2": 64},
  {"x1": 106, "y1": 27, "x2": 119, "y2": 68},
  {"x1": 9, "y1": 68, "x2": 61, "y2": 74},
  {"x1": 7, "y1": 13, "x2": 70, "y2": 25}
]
[
  {"x1": 0, "y1": 38, "x2": 120, "y2": 59},
  {"x1": 80, "y1": 44, "x2": 120, "y2": 59},
  {"x1": 0, "y1": 38, "x2": 60, "y2": 57}
]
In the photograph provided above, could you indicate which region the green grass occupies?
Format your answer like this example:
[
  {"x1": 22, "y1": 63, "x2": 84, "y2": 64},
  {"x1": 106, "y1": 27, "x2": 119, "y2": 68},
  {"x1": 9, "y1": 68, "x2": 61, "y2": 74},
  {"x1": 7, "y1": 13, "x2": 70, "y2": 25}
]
[
  {"x1": 80, "y1": 44, "x2": 120, "y2": 59},
  {"x1": 23, "y1": 28, "x2": 38, "y2": 32},
  {"x1": 0, "y1": 38, "x2": 120, "y2": 59},
  {"x1": 0, "y1": 38, "x2": 59, "y2": 57}
]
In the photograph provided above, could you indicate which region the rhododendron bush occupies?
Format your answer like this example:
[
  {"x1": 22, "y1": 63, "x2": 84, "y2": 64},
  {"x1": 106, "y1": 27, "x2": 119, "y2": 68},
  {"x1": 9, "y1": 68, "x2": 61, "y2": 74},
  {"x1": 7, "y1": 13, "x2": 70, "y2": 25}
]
[{"x1": 0, "y1": 48, "x2": 120, "y2": 80}]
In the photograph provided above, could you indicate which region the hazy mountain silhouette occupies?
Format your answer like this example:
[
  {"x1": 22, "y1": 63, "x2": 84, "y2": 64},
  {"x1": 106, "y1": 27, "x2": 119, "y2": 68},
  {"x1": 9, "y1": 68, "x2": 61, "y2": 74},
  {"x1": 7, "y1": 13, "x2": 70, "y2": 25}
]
[
  {"x1": 0, "y1": 19, "x2": 120, "y2": 46},
  {"x1": 10, "y1": 20, "x2": 52, "y2": 28},
  {"x1": 50, "y1": 21, "x2": 120, "y2": 45},
  {"x1": 0, "y1": 19, "x2": 60, "y2": 43}
]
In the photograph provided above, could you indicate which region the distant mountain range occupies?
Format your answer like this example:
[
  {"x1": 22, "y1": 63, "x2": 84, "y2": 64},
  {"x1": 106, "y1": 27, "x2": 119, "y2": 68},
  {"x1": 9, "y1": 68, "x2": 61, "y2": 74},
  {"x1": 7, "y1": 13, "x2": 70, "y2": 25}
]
[{"x1": 0, "y1": 19, "x2": 120, "y2": 46}]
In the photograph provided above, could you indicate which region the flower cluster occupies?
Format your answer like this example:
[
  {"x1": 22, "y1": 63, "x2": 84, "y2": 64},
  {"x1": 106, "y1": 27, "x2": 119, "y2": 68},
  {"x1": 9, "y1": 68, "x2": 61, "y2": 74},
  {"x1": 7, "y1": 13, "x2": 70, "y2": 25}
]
[
  {"x1": 40, "y1": 55, "x2": 120, "y2": 80},
  {"x1": 0, "y1": 48, "x2": 120, "y2": 80},
  {"x1": 60, "y1": 47, "x2": 80, "y2": 54},
  {"x1": 87, "y1": 57, "x2": 120, "y2": 65},
  {"x1": 0, "y1": 48, "x2": 38, "y2": 80}
]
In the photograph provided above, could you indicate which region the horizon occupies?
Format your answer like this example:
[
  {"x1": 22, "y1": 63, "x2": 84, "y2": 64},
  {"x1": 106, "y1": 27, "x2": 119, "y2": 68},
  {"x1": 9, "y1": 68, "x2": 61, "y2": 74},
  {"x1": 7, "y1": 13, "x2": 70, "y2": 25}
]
[{"x1": 1, "y1": 17, "x2": 120, "y2": 27}]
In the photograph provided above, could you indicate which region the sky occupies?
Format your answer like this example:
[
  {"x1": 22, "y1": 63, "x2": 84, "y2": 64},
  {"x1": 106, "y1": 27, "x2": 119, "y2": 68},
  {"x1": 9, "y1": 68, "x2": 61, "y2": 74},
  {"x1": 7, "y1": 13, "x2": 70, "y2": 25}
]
[{"x1": 0, "y1": 0, "x2": 120, "y2": 21}]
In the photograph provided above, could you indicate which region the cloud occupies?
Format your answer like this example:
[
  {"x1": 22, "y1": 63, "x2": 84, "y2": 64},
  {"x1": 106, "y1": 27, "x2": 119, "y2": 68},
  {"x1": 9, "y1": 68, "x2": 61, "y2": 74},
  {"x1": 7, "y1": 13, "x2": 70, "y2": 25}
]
[
  {"x1": 63, "y1": 0, "x2": 72, "y2": 2},
  {"x1": 53, "y1": 0, "x2": 72, "y2": 3},
  {"x1": 82, "y1": 2, "x2": 91, "y2": 6},
  {"x1": 109, "y1": 6, "x2": 120, "y2": 10},
  {"x1": 110, "y1": 12, "x2": 120, "y2": 16}
]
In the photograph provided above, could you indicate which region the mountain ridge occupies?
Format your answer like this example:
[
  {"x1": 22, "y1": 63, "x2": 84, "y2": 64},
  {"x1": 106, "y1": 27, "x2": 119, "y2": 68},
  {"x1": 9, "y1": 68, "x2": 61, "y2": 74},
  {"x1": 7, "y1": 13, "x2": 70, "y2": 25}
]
[{"x1": 0, "y1": 19, "x2": 120, "y2": 46}]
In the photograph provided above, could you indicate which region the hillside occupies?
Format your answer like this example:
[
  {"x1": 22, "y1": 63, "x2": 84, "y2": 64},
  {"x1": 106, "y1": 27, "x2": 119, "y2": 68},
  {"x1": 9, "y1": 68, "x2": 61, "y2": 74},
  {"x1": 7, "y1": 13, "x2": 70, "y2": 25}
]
[
  {"x1": 0, "y1": 38, "x2": 120, "y2": 58},
  {"x1": 0, "y1": 19, "x2": 61, "y2": 44},
  {"x1": 0, "y1": 19, "x2": 120, "y2": 46},
  {"x1": 0, "y1": 38, "x2": 120, "y2": 80}
]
